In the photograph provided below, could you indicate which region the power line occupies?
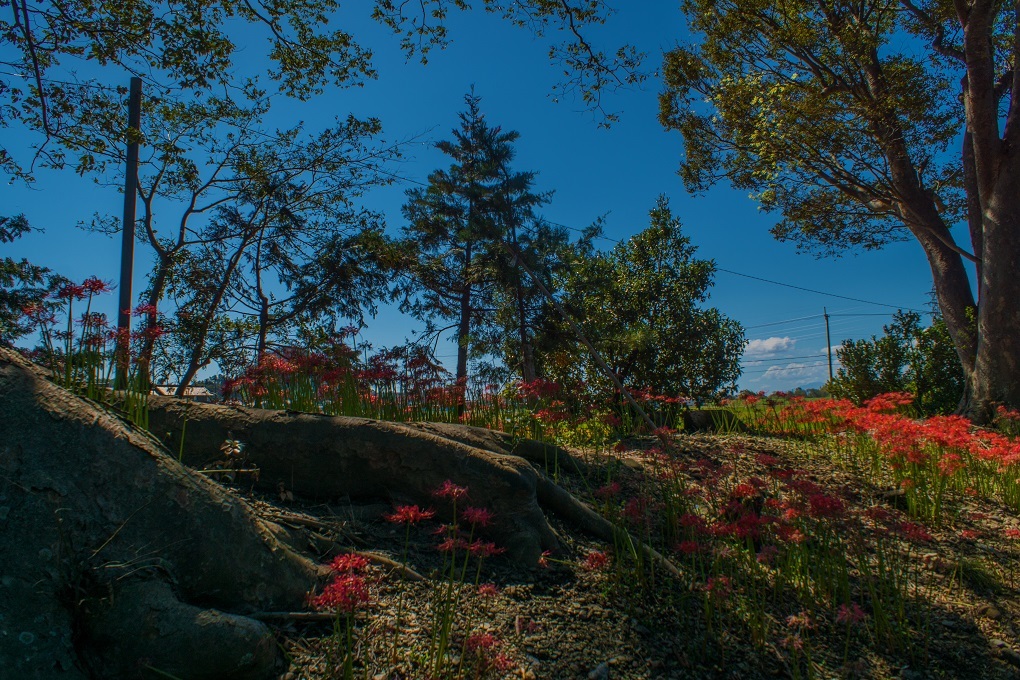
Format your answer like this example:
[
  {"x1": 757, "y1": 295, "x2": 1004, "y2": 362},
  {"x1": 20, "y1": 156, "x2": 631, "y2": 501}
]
[
  {"x1": 744, "y1": 314, "x2": 820, "y2": 329},
  {"x1": 741, "y1": 352, "x2": 830, "y2": 364},
  {"x1": 716, "y1": 268, "x2": 928, "y2": 313}
]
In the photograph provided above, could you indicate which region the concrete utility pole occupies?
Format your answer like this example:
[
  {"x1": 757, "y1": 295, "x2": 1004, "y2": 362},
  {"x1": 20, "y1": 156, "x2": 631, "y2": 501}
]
[
  {"x1": 116, "y1": 76, "x2": 142, "y2": 389},
  {"x1": 824, "y1": 307, "x2": 833, "y2": 382}
]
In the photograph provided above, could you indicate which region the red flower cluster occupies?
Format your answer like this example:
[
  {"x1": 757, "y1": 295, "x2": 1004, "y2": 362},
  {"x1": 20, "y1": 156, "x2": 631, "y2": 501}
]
[
  {"x1": 582, "y1": 550, "x2": 611, "y2": 571},
  {"x1": 434, "y1": 479, "x2": 469, "y2": 501},
  {"x1": 310, "y1": 573, "x2": 370, "y2": 613},
  {"x1": 384, "y1": 505, "x2": 436, "y2": 524}
]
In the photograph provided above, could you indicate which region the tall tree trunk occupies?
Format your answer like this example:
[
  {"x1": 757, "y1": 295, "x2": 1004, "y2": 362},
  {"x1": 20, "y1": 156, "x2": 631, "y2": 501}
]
[
  {"x1": 510, "y1": 226, "x2": 537, "y2": 382},
  {"x1": 515, "y1": 272, "x2": 537, "y2": 383},
  {"x1": 972, "y1": 150, "x2": 1020, "y2": 418},
  {"x1": 911, "y1": 228, "x2": 978, "y2": 381},
  {"x1": 176, "y1": 244, "x2": 248, "y2": 395},
  {"x1": 136, "y1": 253, "x2": 175, "y2": 390},
  {"x1": 455, "y1": 240, "x2": 473, "y2": 405}
]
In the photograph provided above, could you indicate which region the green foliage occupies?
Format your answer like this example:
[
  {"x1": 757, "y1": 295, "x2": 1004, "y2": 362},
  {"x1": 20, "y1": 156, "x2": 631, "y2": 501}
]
[
  {"x1": 828, "y1": 311, "x2": 965, "y2": 415},
  {"x1": 398, "y1": 91, "x2": 553, "y2": 383},
  {"x1": 0, "y1": 215, "x2": 62, "y2": 343},
  {"x1": 3, "y1": 0, "x2": 639, "y2": 176},
  {"x1": 658, "y1": 0, "x2": 966, "y2": 256},
  {"x1": 542, "y1": 196, "x2": 744, "y2": 404}
]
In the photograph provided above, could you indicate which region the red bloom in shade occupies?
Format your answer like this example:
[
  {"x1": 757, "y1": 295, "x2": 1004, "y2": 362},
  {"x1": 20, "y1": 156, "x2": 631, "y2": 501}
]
[
  {"x1": 462, "y1": 506, "x2": 494, "y2": 527},
  {"x1": 433, "y1": 480, "x2": 468, "y2": 501},
  {"x1": 675, "y1": 540, "x2": 703, "y2": 556},
  {"x1": 465, "y1": 632, "x2": 499, "y2": 652},
  {"x1": 582, "y1": 550, "x2": 611, "y2": 571},
  {"x1": 704, "y1": 576, "x2": 732, "y2": 601},
  {"x1": 757, "y1": 545, "x2": 779, "y2": 565},
  {"x1": 489, "y1": 653, "x2": 515, "y2": 671},
  {"x1": 865, "y1": 506, "x2": 892, "y2": 522},
  {"x1": 774, "y1": 524, "x2": 806, "y2": 544},
  {"x1": 477, "y1": 583, "x2": 499, "y2": 597},
  {"x1": 807, "y1": 493, "x2": 845, "y2": 519},
  {"x1": 537, "y1": 550, "x2": 552, "y2": 568},
  {"x1": 756, "y1": 453, "x2": 781, "y2": 467},
  {"x1": 1005, "y1": 528, "x2": 1020, "y2": 540},
  {"x1": 384, "y1": 505, "x2": 436, "y2": 524},
  {"x1": 595, "y1": 482, "x2": 622, "y2": 499},
  {"x1": 897, "y1": 521, "x2": 934, "y2": 543},
  {"x1": 310, "y1": 573, "x2": 370, "y2": 613},
  {"x1": 959, "y1": 529, "x2": 981, "y2": 541},
  {"x1": 836, "y1": 603, "x2": 867, "y2": 626},
  {"x1": 330, "y1": 553, "x2": 370, "y2": 573},
  {"x1": 468, "y1": 540, "x2": 506, "y2": 558},
  {"x1": 436, "y1": 537, "x2": 468, "y2": 553},
  {"x1": 731, "y1": 483, "x2": 758, "y2": 500}
]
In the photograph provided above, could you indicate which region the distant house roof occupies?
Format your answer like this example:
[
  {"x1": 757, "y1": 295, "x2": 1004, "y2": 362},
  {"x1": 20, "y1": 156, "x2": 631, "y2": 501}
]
[{"x1": 151, "y1": 385, "x2": 217, "y2": 402}]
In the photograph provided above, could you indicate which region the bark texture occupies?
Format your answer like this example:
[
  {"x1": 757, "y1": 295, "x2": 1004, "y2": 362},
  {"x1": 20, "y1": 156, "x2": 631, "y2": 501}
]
[
  {"x1": 0, "y1": 347, "x2": 319, "y2": 679},
  {"x1": 145, "y1": 397, "x2": 563, "y2": 564}
]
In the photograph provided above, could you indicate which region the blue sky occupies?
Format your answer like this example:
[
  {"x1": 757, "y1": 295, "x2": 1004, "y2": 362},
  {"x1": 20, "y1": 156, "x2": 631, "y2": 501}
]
[{"x1": 2, "y1": 2, "x2": 961, "y2": 391}]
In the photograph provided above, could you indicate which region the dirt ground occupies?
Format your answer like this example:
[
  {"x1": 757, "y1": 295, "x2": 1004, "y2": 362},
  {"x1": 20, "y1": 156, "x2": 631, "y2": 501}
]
[{"x1": 239, "y1": 433, "x2": 1020, "y2": 680}]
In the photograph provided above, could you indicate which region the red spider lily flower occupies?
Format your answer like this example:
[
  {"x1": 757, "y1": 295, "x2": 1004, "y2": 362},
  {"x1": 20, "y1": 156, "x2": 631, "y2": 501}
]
[
  {"x1": 897, "y1": 521, "x2": 934, "y2": 543},
  {"x1": 140, "y1": 324, "x2": 167, "y2": 341},
  {"x1": 132, "y1": 303, "x2": 159, "y2": 318},
  {"x1": 309, "y1": 573, "x2": 370, "y2": 613},
  {"x1": 786, "y1": 611, "x2": 813, "y2": 629},
  {"x1": 678, "y1": 512, "x2": 708, "y2": 530},
  {"x1": 384, "y1": 505, "x2": 436, "y2": 524},
  {"x1": 477, "y1": 583, "x2": 499, "y2": 597},
  {"x1": 436, "y1": 537, "x2": 468, "y2": 553},
  {"x1": 807, "y1": 493, "x2": 845, "y2": 519},
  {"x1": 601, "y1": 412, "x2": 622, "y2": 427},
  {"x1": 757, "y1": 545, "x2": 779, "y2": 565},
  {"x1": 468, "y1": 540, "x2": 506, "y2": 558},
  {"x1": 81, "y1": 277, "x2": 113, "y2": 295},
  {"x1": 465, "y1": 632, "x2": 499, "y2": 653},
  {"x1": 730, "y1": 483, "x2": 758, "y2": 500},
  {"x1": 675, "y1": 540, "x2": 703, "y2": 556},
  {"x1": 836, "y1": 603, "x2": 867, "y2": 626},
  {"x1": 781, "y1": 634, "x2": 804, "y2": 653},
  {"x1": 462, "y1": 506, "x2": 494, "y2": 527},
  {"x1": 534, "y1": 406, "x2": 569, "y2": 424},
  {"x1": 489, "y1": 653, "x2": 515, "y2": 671},
  {"x1": 329, "y1": 553, "x2": 370, "y2": 573},
  {"x1": 581, "y1": 550, "x2": 611, "y2": 571},
  {"x1": 704, "y1": 576, "x2": 732, "y2": 601},
  {"x1": 433, "y1": 480, "x2": 468, "y2": 501},
  {"x1": 1005, "y1": 528, "x2": 1020, "y2": 540},
  {"x1": 517, "y1": 378, "x2": 562, "y2": 399},
  {"x1": 56, "y1": 283, "x2": 87, "y2": 300},
  {"x1": 959, "y1": 529, "x2": 981, "y2": 541},
  {"x1": 865, "y1": 506, "x2": 893, "y2": 522},
  {"x1": 595, "y1": 482, "x2": 622, "y2": 499},
  {"x1": 756, "y1": 453, "x2": 782, "y2": 467},
  {"x1": 537, "y1": 550, "x2": 552, "y2": 568},
  {"x1": 774, "y1": 524, "x2": 806, "y2": 544}
]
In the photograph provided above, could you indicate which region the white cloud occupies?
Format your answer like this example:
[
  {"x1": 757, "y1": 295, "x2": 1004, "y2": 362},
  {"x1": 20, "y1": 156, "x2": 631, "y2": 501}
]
[
  {"x1": 744, "y1": 336, "x2": 796, "y2": 358},
  {"x1": 758, "y1": 362, "x2": 829, "y2": 382}
]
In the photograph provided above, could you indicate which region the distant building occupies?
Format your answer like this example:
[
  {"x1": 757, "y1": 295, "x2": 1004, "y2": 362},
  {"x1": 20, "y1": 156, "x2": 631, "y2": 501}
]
[{"x1": 150, "y1": 385, "x2": 217, "y2": 403}]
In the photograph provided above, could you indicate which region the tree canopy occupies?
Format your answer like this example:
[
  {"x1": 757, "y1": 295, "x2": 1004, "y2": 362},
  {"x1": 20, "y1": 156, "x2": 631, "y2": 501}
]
[
  {"x1": 658, "y1": 0, "x2": 1020, "y2": 416},
  {"x1": 542, "y1": 196, "x2": 745, "y2": 404}
]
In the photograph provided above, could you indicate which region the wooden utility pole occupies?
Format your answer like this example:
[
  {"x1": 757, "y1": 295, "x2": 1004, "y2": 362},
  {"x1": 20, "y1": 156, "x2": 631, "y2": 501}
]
[
  {"x1": 116, "y1": 76, "x2": 142, "y2": 389},
  {"x1": 824, "y1": 307, "x2": 833, "y2": 382}
]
